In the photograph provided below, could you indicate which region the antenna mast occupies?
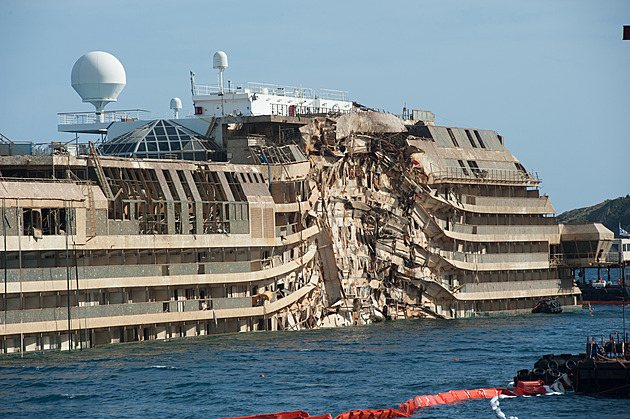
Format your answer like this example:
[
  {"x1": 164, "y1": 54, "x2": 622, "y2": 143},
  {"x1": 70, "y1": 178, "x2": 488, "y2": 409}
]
[{"x1": 213, "y1": 51, "x2": 228, "y2": 96}]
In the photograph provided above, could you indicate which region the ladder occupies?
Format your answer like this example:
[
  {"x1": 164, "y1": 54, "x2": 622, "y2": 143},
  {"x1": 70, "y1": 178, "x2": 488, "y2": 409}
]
[
  {"x1": 88, "y1": 142, "x2": 114, "y2": 200},
  {"x1": 204, "y1": 116, "x2": 217, "y2": 137},
  {"x1": 87, "y1": 185, "x2": 97, "y2": 237}
]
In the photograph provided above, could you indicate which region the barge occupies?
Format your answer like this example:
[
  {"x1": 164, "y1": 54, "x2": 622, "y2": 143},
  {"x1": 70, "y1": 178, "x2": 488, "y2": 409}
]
[{"x1": 514, "y1": 333, "x2": 630, "y2": 397}]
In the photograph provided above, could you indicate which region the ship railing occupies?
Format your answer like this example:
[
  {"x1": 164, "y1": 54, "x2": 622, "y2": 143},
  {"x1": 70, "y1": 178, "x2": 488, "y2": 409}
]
[
  {"x1": 193, "y1": 82, "x2": 349, "y2": 102},
  {"x1": 0, "y1": 176, "x2": 93, "y2": 185},
  {"x1": 270, "y1": 103, "x2": 350, "y2": 117},
  {"x1": 562, "y1": 251, "x2": 613, "y2": 266},
  {"x1": 430, "y1": 166, "x2": 540, "y2": 184},
  {"x1": 396, "y1": 109, "x2": 436, "y2": 122},
  {"x1": 440, "y1": 250, "x2": 549, "y2": 264},
  {"x1": 0, "y1": 140, "x2": 94, "y2": 157},
  {"x1": 0, "y1": 141, "x2": 33, "y2": 156},
  {"x1": 57, "y1": 109, "x2": 152, "y2": 125},
  {"x1": 0, "y1": 132, "x2": 14, "y2": 145},
  {"x1": 605, "y1": 252, "x2": 622, "y2": 264},
  {"x1": 276, "y1": 222, "x2": 301, "y2": 238}
]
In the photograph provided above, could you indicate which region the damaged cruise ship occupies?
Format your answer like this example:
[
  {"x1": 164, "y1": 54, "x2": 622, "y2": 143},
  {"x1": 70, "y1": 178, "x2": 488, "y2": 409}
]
[{"x1": 0, "y1": 50, "x2": 602, "y2": 354}]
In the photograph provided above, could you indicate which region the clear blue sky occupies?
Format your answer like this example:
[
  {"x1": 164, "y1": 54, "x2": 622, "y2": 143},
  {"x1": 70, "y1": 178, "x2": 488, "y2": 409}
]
[{"x1": 0, "y1": 0, "x2": 628, "y2": 214}]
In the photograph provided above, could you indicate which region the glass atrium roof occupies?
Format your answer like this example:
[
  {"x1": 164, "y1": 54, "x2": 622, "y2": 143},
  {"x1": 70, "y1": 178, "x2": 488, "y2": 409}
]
[{"x1": 100, "y1": 119, "x2": 225, "y2": 161}]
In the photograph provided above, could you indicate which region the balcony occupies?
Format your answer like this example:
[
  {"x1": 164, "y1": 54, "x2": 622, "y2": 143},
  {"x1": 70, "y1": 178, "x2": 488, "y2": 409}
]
[
  {"x1": 193, "y1": 82, "x2": 349, "y2": 102},
  {"x1": 431, "y1": 167, "x2": 540, "y2": 185},
  {"x1": 58, "y1": 109, "x2": 151, "y2": 125}
]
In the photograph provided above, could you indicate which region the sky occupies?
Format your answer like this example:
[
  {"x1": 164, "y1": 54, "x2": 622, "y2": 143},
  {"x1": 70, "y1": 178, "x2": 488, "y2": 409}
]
[{"x1": 0, "y1": 0, "x2": 628, "y2": 214}]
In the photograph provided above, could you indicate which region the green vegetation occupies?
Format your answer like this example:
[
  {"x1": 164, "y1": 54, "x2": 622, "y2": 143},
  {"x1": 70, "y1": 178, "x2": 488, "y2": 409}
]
[{"x1": 557, "y1": 195, "x2": 630, "y2": 234}]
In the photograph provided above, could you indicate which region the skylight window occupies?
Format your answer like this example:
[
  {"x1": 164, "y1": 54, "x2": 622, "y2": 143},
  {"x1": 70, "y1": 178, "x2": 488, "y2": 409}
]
[{"x1": 99, "y1": 119, "x2": 225, "y2": 162}]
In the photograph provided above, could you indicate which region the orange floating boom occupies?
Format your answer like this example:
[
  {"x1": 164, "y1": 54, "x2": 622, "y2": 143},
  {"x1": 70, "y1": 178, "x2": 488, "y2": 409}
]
[
  {"x1": 222, "y1": 382, "x2": 551, "y2": 419},
  {"x1": 397, "y1": 387, "x2": 516, "y2": 416},
  {"x1": 220, "y1": 412, "x2": 327, "y2": 419},
  {"x1": 334, "y1": 408, "x2": 410, "y2": 419}
]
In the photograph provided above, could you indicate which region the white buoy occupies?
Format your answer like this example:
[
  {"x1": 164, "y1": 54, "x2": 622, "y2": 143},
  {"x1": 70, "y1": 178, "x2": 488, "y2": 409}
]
[{"x1": 71, "y1": 51, "x2": 126, "y2": 123}]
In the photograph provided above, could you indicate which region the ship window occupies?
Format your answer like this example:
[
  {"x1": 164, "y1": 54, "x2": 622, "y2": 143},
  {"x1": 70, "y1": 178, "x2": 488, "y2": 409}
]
[
  {"x1": 247, "y1": 173, "x2": 253, "y2": 183},
  {"x1": 465, "y1": 130, "x2": 478, "y2": 148},
  {"x1": 457, "y1": 160, "x2": 469, "y2": 176},
  {"x1": 514, "y1": 162, "x2": 528, "y2": 176},
  {"x1": 137, "y1": 143, "x2": 146, "y2": 152},
  {"x1": 171, "y1": 141, "x2": 181, "y2": 151},
  {"x1": 154, "y1": 126, "x2": 165, "y2": 136},
  {"x1": 158, "y1": 142, "x2": 169, "y2": 152},
  {"x1": 467, "y1": 160, "x2": 481, "y2": 176},
  {"x1": 473, "y1": 131, "x2": 486, "y2": 148},
  {"x1": 22, "y1": 209, "x2": 41, "y2": 236},
  {"x1": 225, "y1": 172, "x2": 247, "y2": 202},
  {"x1": 446, "y1": 128, "x2": 459, "y2": 147},
  {"x1": 147, "y1": 141, "x2": 157, "y2": 152}
]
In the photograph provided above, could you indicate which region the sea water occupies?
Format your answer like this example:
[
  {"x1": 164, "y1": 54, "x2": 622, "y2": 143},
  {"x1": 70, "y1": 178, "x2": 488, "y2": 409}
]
[{"x1": 1, "y1": 306, "x2": 629, "y2": 418}]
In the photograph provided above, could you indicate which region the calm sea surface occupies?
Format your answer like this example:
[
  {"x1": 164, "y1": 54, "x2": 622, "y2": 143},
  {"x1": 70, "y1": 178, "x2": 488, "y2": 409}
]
[{"x1": 1, "y1": 305, "x2": 629, "y2": 418}]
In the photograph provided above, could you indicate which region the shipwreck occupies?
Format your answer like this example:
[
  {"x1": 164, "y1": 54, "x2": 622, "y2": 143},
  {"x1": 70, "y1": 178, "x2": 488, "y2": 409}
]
[{"x1": 0, "y1": 51, "x2": 612, "y2": 354}]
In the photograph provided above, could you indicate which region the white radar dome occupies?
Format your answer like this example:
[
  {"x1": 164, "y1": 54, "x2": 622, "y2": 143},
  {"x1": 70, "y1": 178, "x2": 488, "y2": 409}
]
[
  {"x1": 170, "y1": 97, "x2": 182, "y2": 110},
  {"x1": 170, "y1": 97, "x2": 182, "y2": 119},
  {"x1": 71, "y1": 51, "x2": 126, "y2": 118},
  {"x1": 213, "y1": 51, "x2": 228, "y2": 69}
]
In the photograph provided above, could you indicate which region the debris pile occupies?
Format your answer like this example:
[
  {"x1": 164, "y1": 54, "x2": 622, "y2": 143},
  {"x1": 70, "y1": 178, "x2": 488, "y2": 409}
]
[{"x1": 301, "y1": 111, "x2": 449, "y2": 325}]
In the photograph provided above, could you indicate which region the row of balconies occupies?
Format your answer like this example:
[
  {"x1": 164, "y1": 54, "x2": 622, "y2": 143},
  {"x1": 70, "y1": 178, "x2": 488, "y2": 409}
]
[
  {"x1": 440, "y1": 250, "x2": 549, "y2": 265},
  {"x1": 448, "y1": 223, "x2": 558, "y2": 236},
  {"x1": 0, "y1": 294, "x2": 278, "y2": 325}
]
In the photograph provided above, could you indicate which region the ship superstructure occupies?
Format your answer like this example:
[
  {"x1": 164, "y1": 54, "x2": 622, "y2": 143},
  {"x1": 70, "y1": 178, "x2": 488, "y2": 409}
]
[{"x1": 0, "y1": 51, "x2": 611, "y2": 354}]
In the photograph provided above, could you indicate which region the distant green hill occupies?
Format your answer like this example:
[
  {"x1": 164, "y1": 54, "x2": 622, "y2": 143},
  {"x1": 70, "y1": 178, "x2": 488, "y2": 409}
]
[{"x1": 557, "y1": 196, "x2": 630, "y2": 235}]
